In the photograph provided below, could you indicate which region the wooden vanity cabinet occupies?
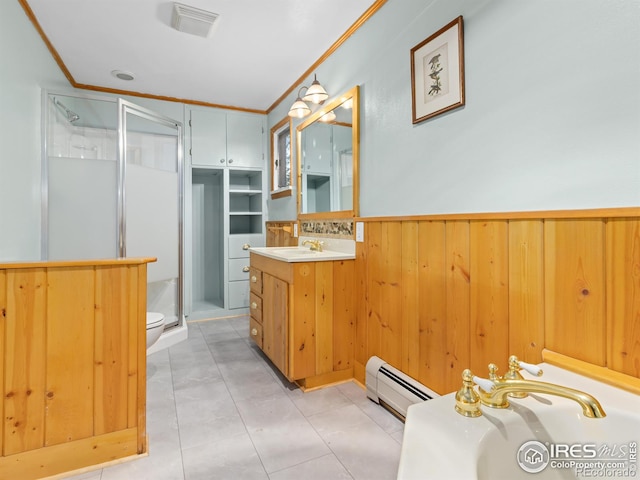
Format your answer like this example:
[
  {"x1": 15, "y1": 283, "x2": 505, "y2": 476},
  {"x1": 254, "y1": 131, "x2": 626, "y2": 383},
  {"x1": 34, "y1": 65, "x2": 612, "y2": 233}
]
[{"x1": 249, "y1": 253, "x2": 355, "y2": 389}]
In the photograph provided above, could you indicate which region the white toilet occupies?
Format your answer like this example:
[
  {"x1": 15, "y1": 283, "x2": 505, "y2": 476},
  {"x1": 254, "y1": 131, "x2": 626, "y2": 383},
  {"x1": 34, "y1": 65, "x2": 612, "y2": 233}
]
[{"x1": 146, "y1": 312, "x2": 165, "y2": 348}]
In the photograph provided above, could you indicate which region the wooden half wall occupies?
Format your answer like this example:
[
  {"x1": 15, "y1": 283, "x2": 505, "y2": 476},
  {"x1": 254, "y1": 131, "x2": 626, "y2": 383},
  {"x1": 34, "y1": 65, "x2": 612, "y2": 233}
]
[
  {"x1": 353, "y1": 208, "x2": 640, "y2": 395},
  {"x1": 0, "y1": 257, "x2": 154, "y2": 479}
]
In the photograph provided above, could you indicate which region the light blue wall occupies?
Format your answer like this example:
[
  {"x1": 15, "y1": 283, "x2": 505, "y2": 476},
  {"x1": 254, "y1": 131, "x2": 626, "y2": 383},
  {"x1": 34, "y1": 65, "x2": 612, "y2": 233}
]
[
  {"x1": 3, "y1": 0, "x2": 639, "y2": 259},
  {"x1": 268, "y1": 0, "x2": 640, "y2": 218},
  {"x1": 0, "y1": 0, "x2": 69, "y2": 260},
  {"x1": 0, "y1": 2, "x2": 186, "y2": 261}
]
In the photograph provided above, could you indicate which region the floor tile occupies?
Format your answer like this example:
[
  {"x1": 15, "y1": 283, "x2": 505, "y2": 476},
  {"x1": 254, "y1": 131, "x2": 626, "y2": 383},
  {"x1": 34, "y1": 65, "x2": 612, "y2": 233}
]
[
  {"x1": 269, "y1": 453, "x2": 354, "y2": 480},
  {"x1": 182, "y1": 432, "x2": 268, "y2": 480},
  {"x1": 287, "y1": 384, "x2": 353, "y2": 417},
  {"x1": 61, "y1": 317, "x2": 402, "y2": 480}
]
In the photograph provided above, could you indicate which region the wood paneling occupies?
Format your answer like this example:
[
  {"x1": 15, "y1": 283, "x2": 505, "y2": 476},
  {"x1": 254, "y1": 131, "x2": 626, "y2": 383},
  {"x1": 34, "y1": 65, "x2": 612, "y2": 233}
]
[
  {"x1": 470, "y1": 220, "x2": 509, "y2": 374},
  {"x1": 544, "y1": 219, "x2": 606, "y2": 365},
  {"x1": 606, "y1": 218, "x2": 640, "y2": 378},
  {"x1": 0, "y1": 258, "x2": 153, "y2": 478},
  {"x1": 315, "y1": 262, "x2": 334, "y2": 375},
  {"x1": 333, "y1": 260, "x2": 355, "y2": 372},
  {"x1": 4, "y1": 268, "x2": 46, "y2": 455},
  {"x1": 0, "y1": 270, "x2": 4, "y2": 456},
  {"x1": 417, "y1": 221, "x2": 447, "y2": 394},
  {"x1": 266, "y1": 221, "x2": 297, "y2": 247},
  {"x1": 263, "y1": 273, "x2": 289, "y2": 377},
  {"x1": 444, "y1": 221, "x2": 471, "y2": 385},
  {"x1": 291, "y1": 264, "x2": 316, "y2": 379},
  {"x1": 354, "y1": 212, "x2": 640, "y2": 394},
  {"x1": 95, "y1": 266, "x2": 129, "y2": 436},
  {"x1": 45, "y1": 267, "x2": 95, "y2": 446},
  {"x1": 508, "y1": 220, "x2": 544, "y2": 363}
]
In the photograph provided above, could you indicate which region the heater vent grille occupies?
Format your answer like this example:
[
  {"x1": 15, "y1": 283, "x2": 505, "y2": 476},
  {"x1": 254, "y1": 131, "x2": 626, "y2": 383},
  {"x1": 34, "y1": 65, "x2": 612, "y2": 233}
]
[
  {"x1": 365, "y1": 356, "x2": 440, "y2": 419},
  {"x1": 171, "y1": 3, "x2": 218, "y2": 38}
]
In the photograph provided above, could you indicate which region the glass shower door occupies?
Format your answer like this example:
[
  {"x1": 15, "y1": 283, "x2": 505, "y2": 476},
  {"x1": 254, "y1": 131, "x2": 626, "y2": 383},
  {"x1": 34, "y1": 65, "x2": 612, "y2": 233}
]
[{"x1": 119, "y1": 100, "x2": 183, "y2": 328}]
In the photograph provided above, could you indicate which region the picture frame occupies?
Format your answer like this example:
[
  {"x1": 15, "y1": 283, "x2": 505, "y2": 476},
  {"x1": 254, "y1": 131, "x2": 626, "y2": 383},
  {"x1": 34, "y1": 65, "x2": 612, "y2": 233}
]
[{"x1": 410, "y1": 16, "x2": 465, "y2": 124}]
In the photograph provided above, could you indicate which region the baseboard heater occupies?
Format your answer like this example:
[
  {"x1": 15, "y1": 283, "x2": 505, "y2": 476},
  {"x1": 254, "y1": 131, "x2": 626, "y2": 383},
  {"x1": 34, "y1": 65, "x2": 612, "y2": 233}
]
[{"x1": 365, "y1": 356, "x2": 440, "y2": 420}]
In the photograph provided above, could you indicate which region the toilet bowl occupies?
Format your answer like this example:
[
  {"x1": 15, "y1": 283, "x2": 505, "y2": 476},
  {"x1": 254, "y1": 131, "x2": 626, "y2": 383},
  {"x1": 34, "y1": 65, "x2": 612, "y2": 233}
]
[{"x1": 146, "y1": 312, "x2": 165, "y2": 348}]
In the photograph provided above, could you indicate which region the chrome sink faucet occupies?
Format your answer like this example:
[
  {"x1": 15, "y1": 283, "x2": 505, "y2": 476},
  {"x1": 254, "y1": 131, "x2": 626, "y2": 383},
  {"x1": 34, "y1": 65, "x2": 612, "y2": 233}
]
[
  {"x1": 455, "y1": 356, "x2": 606, "y2": 418},
  {"x1": 302, "y1": 239, "x2": 324, "y2": 252}
]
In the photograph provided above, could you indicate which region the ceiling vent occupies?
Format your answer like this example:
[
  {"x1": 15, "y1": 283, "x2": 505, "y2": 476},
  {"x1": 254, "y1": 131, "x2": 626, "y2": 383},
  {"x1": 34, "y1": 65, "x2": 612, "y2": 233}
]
[{"x1": 171, "y1": 3, "x2": 218, "y2": 38}]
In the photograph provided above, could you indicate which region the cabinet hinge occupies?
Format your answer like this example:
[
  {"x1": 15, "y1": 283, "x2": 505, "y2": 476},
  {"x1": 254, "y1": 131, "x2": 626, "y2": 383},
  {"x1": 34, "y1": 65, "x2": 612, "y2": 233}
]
[
  {"x1": 189, "y1": 148, "x2": 192, "y2": 156},
  {"x1": 189, "y1": 119, "x2": 192, "y2": 127}
]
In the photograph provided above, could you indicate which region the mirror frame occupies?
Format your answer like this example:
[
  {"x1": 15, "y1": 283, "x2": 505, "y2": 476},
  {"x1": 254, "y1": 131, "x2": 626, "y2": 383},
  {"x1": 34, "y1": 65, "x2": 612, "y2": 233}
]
[
  {"x1": 296, "y1": 85, "x2": 359, "y2": 220},
  {"x1": 270, "y1": 116, "x2": 293, "y2": 199}
]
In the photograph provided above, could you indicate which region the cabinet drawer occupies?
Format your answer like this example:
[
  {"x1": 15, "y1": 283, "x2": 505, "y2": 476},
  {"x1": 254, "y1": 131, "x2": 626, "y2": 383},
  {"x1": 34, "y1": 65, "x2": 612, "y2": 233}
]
[
  {"x1": 249, "y1": 317, "x2": 263, "y2": 349},
  {"x1": 249, "y1": 267, "x2": 262, "y2": 294},
  {"x1": 229, "y1": 234, "x2": 263, "y2": 259},
  {"x1": 249, "y1": 292, "x2": 262, "y2": 324},
  {"x1": 229, "y1": 258, "x2": 251, "y2": 281},
  {"x1": 228, "y1": 280, "x2": 250, "y2": 309}
]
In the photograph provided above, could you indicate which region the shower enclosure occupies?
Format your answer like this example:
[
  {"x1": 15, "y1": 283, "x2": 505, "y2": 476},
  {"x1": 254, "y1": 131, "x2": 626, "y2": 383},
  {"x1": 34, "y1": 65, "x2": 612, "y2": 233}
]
[{"x1": 43, "y1": 92, "x2": 184, "y2": 329}]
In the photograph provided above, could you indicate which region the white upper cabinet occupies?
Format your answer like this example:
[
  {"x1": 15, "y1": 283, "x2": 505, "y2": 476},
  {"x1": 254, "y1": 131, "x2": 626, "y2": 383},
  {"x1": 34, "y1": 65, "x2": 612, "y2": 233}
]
[
  {"x1": 190, "y1": 108, "x2": 265, "y2": 168},
  {"x1": 226, "y1": 113, "x2": 264, "y2": 168}
]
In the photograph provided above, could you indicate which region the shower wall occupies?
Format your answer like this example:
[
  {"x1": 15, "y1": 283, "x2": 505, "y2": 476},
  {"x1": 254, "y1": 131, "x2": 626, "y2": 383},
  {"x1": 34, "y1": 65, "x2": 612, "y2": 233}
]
[
  {"x1": 45, "y1": 94, "x2": 183, "y2": 328},
  {"x1": 47, "y1": 96, "x2": 118, "y2": 259}
]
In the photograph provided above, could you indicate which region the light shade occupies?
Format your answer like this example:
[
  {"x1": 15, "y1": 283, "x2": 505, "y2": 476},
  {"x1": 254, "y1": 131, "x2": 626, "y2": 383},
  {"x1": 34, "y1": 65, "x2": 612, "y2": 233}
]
[
  {"x1": 302, "y1": 75, "x2": 329, "y2": 104},
  {"x1": 318, "y1": 110, "x2": 336, "y2": 123},
  {"x1": 288, "y1": 98, "x2": 311, "y2": 118}
]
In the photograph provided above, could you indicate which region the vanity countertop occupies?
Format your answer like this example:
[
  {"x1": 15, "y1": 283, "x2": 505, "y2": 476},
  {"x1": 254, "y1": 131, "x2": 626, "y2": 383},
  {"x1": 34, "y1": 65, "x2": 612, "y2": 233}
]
[{"x1": 250, "y1": 246, "x2": 355, "y2": 263}]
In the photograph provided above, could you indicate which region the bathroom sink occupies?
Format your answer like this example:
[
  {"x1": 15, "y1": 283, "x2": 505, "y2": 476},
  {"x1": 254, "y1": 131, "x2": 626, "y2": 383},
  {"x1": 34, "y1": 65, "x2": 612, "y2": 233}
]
[
  {"x1": 271, "y1": 248, "x2": 317, "y2": 255},
  {"x1": 475, "y1": 406, "x2": 639, "y2": 479},
  {"x1": 250, "y1": 246, "x2": 355, "y2": 262},
  {"x1": 398, "y1": 364, "x2": 639, "y2": 480}
]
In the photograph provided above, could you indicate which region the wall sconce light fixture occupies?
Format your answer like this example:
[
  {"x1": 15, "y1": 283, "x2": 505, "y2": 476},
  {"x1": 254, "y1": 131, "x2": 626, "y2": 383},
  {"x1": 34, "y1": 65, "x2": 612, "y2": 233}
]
[{"x1": 288, "y1": 74, "x2": 329, "y2": 118}]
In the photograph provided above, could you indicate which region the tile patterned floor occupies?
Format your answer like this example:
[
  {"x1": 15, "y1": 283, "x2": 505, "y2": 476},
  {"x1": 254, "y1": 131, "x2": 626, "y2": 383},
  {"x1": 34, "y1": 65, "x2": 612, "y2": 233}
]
[{"x1": 64, "y1": 316, "x2": 403, "y2": 480}]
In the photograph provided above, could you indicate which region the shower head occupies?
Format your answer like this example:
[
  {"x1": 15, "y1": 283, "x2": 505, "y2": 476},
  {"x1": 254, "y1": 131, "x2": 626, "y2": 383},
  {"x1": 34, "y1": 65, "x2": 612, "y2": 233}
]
[{"x1": 53, "y1": 98, "x2": 80, "y2": 123}]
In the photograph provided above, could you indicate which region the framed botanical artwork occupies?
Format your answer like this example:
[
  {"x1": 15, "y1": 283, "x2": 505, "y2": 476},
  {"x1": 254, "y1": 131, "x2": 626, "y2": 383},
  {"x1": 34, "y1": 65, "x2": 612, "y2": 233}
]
[{"x1": 410, "y1": 16, "x2": 465, "y2": 124}]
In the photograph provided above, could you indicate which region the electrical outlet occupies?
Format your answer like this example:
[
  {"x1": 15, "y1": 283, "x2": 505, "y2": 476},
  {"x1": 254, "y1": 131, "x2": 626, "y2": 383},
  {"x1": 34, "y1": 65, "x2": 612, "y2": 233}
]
[{"x1": 356, "y1": 222, "x2": 364, "y2": 242}]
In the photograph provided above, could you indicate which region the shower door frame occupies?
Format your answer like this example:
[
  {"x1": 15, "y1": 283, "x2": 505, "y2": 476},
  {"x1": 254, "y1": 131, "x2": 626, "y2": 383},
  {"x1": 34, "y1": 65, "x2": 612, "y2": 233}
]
[
  {"x1": 41, "y1": 90, "x2": 185, "y2": 328},
  {"x1": 118, "y1": 98, "x2": 185, "y2": 328}
]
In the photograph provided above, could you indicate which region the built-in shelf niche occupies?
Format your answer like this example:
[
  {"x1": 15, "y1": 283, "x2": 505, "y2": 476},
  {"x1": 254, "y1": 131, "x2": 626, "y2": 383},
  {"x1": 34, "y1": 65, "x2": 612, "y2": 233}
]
[{"x1": 229, "y1": 170, "x2": 263, "y2": 235}]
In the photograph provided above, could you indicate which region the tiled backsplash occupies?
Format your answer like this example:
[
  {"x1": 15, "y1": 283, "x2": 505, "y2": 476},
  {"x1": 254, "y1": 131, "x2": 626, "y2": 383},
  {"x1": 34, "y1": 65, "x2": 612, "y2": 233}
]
[{"x1": 300, "y1": 219, "x2": 354, "y2": 239}]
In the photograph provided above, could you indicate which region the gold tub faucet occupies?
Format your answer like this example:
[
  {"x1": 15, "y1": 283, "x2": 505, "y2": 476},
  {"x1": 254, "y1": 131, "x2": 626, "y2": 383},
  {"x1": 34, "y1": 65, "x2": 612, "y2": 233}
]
[{"x1": 455, "y1": 356, "x2": 606, "y2": 419}]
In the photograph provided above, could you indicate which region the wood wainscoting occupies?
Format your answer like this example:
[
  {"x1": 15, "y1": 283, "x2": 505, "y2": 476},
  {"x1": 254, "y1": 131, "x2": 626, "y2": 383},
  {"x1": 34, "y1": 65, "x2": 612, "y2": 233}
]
[
  {"x1": 0, "y1": 257, "x2": 155, "y2": 479},
  {"x1": 266, "y1": 221, "x2": 297, "y2": 247},
  {"x1": 353, "y1": 208, "x2": 640, "y2": 395}
]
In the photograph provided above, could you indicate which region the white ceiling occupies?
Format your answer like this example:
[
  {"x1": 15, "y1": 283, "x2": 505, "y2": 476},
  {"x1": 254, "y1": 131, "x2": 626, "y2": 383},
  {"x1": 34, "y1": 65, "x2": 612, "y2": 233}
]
[{"x1": 24, "y1": 0, "x2": 379, "y2": 112}]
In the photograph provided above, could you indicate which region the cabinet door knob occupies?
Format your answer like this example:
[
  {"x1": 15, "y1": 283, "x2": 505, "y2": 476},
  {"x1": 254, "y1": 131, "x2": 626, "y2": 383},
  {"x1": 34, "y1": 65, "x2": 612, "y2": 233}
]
[
  {"x1": 242, "y1": 243, "x2": 251, "y2": 250},
  {"x1": 251, "y1": 275, "x2": 257, "y2": 283},
  {"x1": 228, "y1": 158, "x2": 234, "y2": 164},
  {"x1": 251, "y1": 328, "x2": 258, "y2": 336},
  {"x1": 242, "y1": 266, "x2": 250, "y2": 272},
  {"x1": 251, "y1": 302, "x2": 258, "y2": 309},
  {"x1": 220, "y1": 158, "x2": 225, "y2": 164}
]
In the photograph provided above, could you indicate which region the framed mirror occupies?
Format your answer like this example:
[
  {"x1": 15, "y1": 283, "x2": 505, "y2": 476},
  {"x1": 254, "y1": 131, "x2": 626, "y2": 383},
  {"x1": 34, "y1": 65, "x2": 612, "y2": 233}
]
[{"x1": 296, "y1": 85, "x2": 359, "y2": 219}]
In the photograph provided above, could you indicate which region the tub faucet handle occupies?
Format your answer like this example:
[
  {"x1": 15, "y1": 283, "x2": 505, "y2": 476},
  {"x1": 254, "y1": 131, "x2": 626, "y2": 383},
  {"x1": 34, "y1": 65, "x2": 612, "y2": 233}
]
[
  {"x1": 506, "y1": 355, "x2": 543, "y2": 379},
  {"x1": 472, "y1": 374, "x2": 496, "y2": 393},
  {"x1": 455, "y1": 369, "x2": 482, "y2": 417},
  {"x1": 487, "y1": 363, "x2": 501, "y2": 381}
]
